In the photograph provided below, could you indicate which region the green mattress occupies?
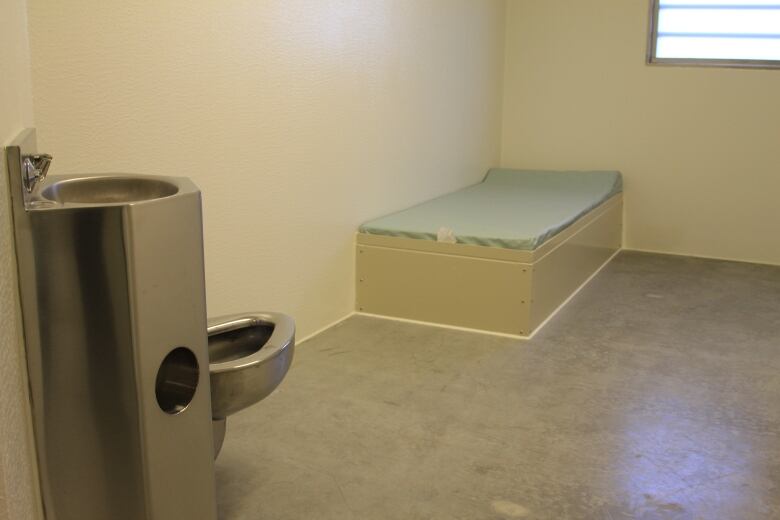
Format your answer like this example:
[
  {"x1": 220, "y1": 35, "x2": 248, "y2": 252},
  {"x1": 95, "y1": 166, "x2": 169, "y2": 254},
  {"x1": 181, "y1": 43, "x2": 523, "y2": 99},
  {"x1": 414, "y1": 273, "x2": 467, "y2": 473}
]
[{"x1": 359, "y1": 169, "x2": 623, "y2": 251}]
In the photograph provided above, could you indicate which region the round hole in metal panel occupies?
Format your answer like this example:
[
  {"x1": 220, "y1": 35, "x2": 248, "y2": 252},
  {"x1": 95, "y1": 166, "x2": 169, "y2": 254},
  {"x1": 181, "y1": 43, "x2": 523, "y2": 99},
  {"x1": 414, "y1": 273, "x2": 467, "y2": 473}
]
[{"x1": 156, "y1": 347, "x2": 199, "y2": 414}]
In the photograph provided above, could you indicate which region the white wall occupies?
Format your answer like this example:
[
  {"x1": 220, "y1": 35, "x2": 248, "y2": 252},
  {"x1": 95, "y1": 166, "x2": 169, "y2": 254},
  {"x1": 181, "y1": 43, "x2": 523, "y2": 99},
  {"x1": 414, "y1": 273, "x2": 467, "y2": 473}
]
[
  {"x1": 0, "y1": 0, "x2": 43, "y2": 517},
  {"x1": 502, "y1": 0, "x2": 780, "y2": 266},
  {"x1": 27, "y1": 0, "x2": 507, "y2": 338}
]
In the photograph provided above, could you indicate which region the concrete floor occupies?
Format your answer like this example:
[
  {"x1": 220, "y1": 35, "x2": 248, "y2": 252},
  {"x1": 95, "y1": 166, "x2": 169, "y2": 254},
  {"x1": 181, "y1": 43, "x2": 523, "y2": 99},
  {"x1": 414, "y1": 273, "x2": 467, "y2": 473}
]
[{"x1": 216, "y1": 251, "x2": 780, "y2": 520}]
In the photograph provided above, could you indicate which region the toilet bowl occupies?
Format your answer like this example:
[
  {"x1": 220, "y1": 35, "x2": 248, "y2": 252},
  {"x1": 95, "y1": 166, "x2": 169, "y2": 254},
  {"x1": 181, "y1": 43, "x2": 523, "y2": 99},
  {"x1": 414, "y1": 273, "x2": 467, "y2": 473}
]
[{"x1": 207, "y1": 312, "x2": 295, "y2": 457}]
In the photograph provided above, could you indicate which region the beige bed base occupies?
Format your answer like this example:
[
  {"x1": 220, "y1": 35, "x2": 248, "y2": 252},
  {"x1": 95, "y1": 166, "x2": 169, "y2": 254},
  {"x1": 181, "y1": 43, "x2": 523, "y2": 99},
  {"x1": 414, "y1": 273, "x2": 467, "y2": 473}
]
[{"x1": 355, "y1": 194, "x2": 623, "y2": 337}]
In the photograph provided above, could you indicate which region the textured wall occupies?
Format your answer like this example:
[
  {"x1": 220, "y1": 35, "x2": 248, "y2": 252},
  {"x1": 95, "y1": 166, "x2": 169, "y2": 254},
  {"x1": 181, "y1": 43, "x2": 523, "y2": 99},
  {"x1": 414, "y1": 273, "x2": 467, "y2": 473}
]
[
  {"x1": 27, "y1": 0, "x2": 507, "y2": 338},
  {"x1": 0, "y1": 0, "x2": 43, "y2": 517},
  {"x1": 502, "y1": 0, "x2": 780, "y2": 265}
]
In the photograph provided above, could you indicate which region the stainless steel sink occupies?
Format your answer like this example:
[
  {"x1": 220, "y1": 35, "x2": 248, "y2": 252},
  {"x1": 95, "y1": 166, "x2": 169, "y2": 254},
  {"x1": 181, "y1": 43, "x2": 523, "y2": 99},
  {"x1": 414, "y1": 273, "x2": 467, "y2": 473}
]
[{"x1": 39, "y1": 175, "x2": 179, "y2": 204}]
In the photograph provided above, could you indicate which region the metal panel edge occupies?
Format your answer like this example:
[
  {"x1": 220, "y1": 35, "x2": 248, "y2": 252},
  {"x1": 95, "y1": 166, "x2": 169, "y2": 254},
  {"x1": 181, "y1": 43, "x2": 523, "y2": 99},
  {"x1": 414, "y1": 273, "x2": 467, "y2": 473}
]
[{"x1": 5, "y1": 128, "x2": 48, "y2": 520}]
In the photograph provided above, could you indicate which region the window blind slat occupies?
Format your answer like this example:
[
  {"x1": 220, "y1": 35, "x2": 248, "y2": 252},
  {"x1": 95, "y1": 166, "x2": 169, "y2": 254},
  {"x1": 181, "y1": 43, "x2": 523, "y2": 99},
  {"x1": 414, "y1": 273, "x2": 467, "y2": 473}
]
[
  {"x1": 656, "y1": 36, "x2": 780, "y2": 60},
  {"x1": 660, "y1": 0, "x2": 780, "y2": 7},
  {"x1": 658, "y1": 9, "x2": 780, "y2": 35}
]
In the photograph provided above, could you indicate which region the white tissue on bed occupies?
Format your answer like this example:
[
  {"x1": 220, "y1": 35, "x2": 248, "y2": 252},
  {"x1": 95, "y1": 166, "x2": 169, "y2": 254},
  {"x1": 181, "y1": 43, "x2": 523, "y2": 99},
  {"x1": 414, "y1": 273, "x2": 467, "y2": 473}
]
[{"x1": 437, "y1": 227, "x2": 457, "y2": 244}]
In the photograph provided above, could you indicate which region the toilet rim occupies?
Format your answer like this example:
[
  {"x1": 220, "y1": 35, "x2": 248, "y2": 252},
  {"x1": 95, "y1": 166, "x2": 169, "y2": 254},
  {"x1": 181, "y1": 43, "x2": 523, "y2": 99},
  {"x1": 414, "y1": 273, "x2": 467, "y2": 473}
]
[{"x1": 207, "y1": 312, "x2": 295, "y2": 373}]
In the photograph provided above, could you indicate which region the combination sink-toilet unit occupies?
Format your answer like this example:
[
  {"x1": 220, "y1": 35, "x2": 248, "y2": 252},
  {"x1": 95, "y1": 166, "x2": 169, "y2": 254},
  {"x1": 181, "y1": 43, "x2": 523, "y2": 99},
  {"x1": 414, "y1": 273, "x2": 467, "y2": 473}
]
[{"x1": 5, "y1": 129, "x2": 294, "y2": 520}]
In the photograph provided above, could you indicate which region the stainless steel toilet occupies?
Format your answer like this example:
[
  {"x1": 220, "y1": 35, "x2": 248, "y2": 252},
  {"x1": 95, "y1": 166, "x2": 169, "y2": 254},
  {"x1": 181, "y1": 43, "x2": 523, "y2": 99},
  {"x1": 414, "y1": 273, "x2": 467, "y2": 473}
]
[{"x1": 207, "y1": 312, "x2": 295, "y2": 456}]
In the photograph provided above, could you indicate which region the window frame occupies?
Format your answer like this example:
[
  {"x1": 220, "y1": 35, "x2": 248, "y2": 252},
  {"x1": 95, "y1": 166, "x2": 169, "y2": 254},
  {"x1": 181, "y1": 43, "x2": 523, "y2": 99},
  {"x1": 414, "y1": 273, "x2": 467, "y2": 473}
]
[{"x1": 646, "y1": 0, "x2": 780, "y2": 69}]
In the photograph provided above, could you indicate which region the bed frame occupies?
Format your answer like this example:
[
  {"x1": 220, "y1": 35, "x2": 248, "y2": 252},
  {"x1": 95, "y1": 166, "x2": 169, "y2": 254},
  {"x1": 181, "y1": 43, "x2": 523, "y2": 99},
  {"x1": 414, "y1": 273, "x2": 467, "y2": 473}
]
[{"x1": 355, "y1": 194, "x2": 623, "y2": 337}]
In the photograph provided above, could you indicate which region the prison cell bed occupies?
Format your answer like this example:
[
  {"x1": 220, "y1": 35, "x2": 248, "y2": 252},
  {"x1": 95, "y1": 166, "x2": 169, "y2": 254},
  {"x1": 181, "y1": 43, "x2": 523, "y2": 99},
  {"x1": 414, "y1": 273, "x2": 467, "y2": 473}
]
[{"x1": 355, "y1": 169, "x2": 623, "y2": 337}]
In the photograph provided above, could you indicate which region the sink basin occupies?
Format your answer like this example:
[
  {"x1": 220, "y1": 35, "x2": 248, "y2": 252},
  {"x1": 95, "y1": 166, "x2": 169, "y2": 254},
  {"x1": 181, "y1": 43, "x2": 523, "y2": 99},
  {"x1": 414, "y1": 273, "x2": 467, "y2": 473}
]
[{"x1": 40, "y1": 175, "x2": 179, "y2": 204}]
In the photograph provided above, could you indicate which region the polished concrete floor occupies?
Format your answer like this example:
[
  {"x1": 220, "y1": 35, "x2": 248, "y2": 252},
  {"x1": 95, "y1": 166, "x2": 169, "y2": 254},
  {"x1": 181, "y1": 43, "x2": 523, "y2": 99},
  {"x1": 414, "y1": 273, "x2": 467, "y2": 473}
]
[{"x1": 216, "y1": 251, "x2": 780, "y2": 519}]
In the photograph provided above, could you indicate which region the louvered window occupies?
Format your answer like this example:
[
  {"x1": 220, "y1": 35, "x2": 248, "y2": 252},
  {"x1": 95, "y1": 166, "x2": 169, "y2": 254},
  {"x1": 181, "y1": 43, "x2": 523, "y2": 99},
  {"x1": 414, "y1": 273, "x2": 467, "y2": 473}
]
[{"x1": 649, "y1": 0, "x2": 780, "y2": 68}]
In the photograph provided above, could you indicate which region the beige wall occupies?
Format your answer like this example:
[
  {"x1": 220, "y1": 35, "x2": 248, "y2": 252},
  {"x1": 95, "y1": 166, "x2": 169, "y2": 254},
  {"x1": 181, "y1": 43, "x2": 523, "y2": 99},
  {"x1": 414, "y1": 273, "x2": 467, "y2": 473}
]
[
  {"x1": 4, "y1": 1, "x2": 777, "y2": 516},
  {"x1": 0, "y1": 0, "x2": 43, "y2": 517},
  {"x1": 502, "y1": 0, "x2": 780, "y2": 265},
  {"x1": 27, "y1": 0, "x2": 507, "y2": 338}
]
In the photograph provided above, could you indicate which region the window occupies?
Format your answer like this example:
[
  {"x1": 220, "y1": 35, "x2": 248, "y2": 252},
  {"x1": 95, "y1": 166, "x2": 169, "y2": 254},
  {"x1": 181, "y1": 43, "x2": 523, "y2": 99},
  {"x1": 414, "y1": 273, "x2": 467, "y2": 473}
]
[{"x1": 648, "y1": 0, "x2": 780, "y2": 68}]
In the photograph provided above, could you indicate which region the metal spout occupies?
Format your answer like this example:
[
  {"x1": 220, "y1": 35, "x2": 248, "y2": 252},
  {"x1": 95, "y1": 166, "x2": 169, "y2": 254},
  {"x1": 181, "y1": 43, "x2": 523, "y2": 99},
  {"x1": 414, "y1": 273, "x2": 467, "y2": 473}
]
[{"x1": 22, "y1": 153, "x2": 53, "y2": 193}]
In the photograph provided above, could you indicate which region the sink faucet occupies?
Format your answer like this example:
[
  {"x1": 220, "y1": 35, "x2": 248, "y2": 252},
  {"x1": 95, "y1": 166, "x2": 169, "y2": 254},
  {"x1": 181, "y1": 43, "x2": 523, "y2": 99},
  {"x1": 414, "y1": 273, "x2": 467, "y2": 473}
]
[{"x1": 22, "y1": 154, "x2": 53, "y2": 193}]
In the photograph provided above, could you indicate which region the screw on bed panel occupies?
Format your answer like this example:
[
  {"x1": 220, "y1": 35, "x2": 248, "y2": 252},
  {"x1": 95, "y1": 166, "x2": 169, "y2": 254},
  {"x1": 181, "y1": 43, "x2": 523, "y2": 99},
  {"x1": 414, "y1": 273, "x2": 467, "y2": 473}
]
[{"x1": 359, "y1": 278, "x2": 364, "y2": 282}]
